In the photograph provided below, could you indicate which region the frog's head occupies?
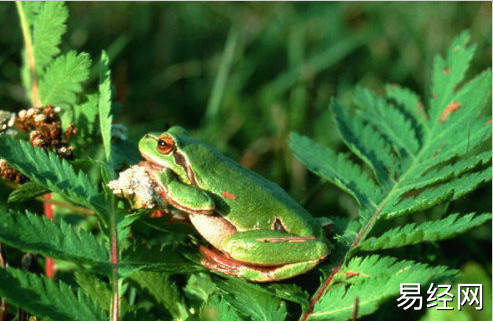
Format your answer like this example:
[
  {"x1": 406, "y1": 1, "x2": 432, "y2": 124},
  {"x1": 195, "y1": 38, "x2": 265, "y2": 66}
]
[{"x1": 138, "y1": 126, "x2": 193, "y2": 183}]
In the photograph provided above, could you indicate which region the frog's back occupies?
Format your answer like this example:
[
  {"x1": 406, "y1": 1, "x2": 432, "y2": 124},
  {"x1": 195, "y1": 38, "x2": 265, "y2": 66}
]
[{"x1": 184, "y1": 141, "x2": 322, "y2": 237}]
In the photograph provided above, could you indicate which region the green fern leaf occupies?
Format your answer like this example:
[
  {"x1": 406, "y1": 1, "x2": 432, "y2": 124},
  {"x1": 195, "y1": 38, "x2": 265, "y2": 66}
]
[
  {"x1": 290, "y1": 133, "x2": 382, "y2": 208},
  {"x1": 0, "y1": 211, "x2": 108, "y2": 269},
  {"x1": 216, "y1": 278, "x2": 287, "y2": 321},
  {"x1": 8, "y1": 182, "x2": 49, "y2": 203},
  {"x1": 429, "y1": 31, "x2": 477, "y2": 122},
  {"x1": 0, "y1": 267, "x2": 106, "y2": 321},
  {"x1": 291, "y1": 31, "x2": 491, "y2": 321},
  {"x1": 0, "y1": 136, "x2": 107, "y2": 217},
  {"x1": 354, "y1": 87, "x2": 420, "y2": 157},
  {"x1": 98, "y1": 51, "x2": 113, "y2": 162},
  {"x1": 385, "y1": 85, "x2": 428, "y2": 134},
  {"x1": 120, "y1": 244, "x2": 202, "y2": 277},
  {"x1": 202, "y1": 294, "x2": 246, "y2": 321},
  {"x1": 32, "y1": 1, "x2": 68, "y2": 72},
  {"x1": 39, "y1": 51, "x2": 91, "y2": 107},
  {"x1": 310, "y1": 256, "x2": 455, "y2": 320},
  {"x1": 75, "y1": 271, "x2": 112, "y2": 311},
  {"x1": 357, "y1": 213, "x2": 492, "y2": 251},
  {"x1": 131, "y1": 271, "x2": 189, "y2": 320}
]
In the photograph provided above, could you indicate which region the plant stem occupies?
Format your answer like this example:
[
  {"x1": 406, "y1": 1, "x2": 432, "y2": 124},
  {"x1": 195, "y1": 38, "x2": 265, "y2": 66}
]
[
  {"x1": 15, "y1": 1, "x2": 41, "y2": 107},
  {"x1": 109, "y1": 198, "x2": 119, "y2": 321},
  {"x1": 0, "y1": 244, "x2": 7, "y2": 321},
  {"x1": 43, "y1": 194, "x2": 55, "y2": 278},
  {"x1": 35, "y1": 195, "x2": 96, "y2": 216}
]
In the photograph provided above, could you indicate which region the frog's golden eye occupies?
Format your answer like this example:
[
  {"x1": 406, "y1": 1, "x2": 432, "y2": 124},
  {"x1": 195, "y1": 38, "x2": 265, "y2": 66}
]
[{"x1": 157, "y1": 135, "x2": 175, "y2": 154}]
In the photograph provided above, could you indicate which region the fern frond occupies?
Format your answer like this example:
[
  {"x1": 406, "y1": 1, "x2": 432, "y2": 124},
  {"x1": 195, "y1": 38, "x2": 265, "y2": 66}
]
[
  {"x1": 429, "y1": 31, "x2": 476, "y2": 122},
  {"x1": 0, "y1": 136, "x2": 107, "y2": 217},
  {"x1": 216, "y1": 279, "x2": 287, "y2": 321},
  {"x1": 289, "y1": 133, "x2": 382, "y2": 208},
  {"x1": 331, "y1": 99, "x2": 399, "y2": 185},
  {"x1": 202, "y1": 294, "x2": 246, "y2": 321},
  {"x1": 292, "y1": 31, "x2": 491, "y2": 321},
  {"x1": 310, "y1": 256, "x2": 455, "y2": 320},
  {"x1": 8, "y1": 182, "x2": 49, "y2": 203},
  {"x1": 32, "y1": 1, "x2": 68, "y2": 72},
  {"x1": 98, "y1": 51, "x2": 113, "y2": 162},
  {"x1": 357, "y1": 213, "x2": 492, "y2": 251},
  {"x1": 385, "y1": 85, "x2": 428, "y2": 134},
  {"x1": 354, "y1": 87, "x2": 420, "y2": 157},
  {"x1": 0, "y1": 267, "x2": 106, "y2": 321},
  {"x1": 385, "y1": 166, "x2": 491, "y2": 218},
  {"x1": 0, "y1": 211, "x2": 108, "y2": 269},
  {"x1": 75, "y1": 271, "x2": 112, "y2": 312},
  {"x1": 131, "y1": 271, "x2": 189, "y2": 320},
  {"x1": 121, "y1": 244, "x2": 202, "y2": 276},
  {"x1": 39, "y1": 51, "x2": 91, "y2": 107}
]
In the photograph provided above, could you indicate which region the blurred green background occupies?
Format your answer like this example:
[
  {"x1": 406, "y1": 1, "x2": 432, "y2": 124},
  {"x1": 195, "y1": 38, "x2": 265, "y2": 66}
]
[{"x1": 0, "y1": 3, "x2": 491, "y2": 319}]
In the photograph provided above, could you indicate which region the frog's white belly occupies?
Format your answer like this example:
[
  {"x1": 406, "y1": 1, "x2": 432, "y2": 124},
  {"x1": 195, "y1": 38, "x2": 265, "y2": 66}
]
[{"x1": 188, "y1": 214, "x2": 237, "y2": 250}]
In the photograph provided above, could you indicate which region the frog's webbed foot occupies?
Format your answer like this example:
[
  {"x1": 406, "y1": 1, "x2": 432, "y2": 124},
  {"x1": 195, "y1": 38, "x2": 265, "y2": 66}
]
[{"x1": 199, "y1": 246, "x2": 322, "y2": 282}]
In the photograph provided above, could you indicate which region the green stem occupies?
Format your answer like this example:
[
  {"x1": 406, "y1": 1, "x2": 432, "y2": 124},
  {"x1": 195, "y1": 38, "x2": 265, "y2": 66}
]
[{"x1": 15, "y1": 1, "x2": 41, "y2": 107}]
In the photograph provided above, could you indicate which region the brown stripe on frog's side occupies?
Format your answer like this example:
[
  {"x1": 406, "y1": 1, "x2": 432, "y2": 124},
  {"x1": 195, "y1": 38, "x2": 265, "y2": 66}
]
[
  {"x1": 173, "y1": 149, "x2": 198, "y2": 186},
  {"x1": 256, "y1": 236, "x2": 316, "y2": 243}
]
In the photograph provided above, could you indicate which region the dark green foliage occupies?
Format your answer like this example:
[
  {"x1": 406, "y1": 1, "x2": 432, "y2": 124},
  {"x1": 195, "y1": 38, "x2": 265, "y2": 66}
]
[
  {"x1": 0, "y1": 267, "x2": 105, "y2": 321},
  {"x1": 0, "y1": 2, "x2": 490, "y2": 321}
]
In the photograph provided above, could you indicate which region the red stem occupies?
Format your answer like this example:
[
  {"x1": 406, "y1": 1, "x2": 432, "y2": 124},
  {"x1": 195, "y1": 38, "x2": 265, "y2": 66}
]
[
  {"x1": 43, "y1": 194, "x2": 55, "y2": 278},
  {"x1": 301, "y1": 214, "x2": 379, "y2": 321}
]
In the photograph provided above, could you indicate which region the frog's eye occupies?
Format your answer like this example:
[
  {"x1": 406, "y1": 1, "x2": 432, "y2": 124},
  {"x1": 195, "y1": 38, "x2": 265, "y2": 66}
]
[{"x1": 157, "y1": 135, "x2": 175, "y2": 154}]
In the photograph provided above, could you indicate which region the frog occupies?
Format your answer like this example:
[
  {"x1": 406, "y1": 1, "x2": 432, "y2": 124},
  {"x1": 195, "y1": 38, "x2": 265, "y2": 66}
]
[{"x1": 138, "y1": 126, "x2": 330, "y2": 282}]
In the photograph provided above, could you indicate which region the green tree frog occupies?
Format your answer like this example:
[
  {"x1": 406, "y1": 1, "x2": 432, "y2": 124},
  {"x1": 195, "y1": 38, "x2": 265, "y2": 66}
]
[{"x1": 138, "y1": 126, "x2": 330, "y2": 282}]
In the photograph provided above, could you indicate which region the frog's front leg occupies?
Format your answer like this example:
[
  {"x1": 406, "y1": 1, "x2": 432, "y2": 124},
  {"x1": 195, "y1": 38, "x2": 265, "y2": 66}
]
[{"x1": 150, "y1": 169, "x2": 215, "y2": 214}]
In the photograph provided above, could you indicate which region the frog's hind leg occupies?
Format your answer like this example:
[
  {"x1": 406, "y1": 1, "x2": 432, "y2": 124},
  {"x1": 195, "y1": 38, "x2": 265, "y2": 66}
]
[{"x1": 199, "y1": 246, "x2": 322, "y2": 282}]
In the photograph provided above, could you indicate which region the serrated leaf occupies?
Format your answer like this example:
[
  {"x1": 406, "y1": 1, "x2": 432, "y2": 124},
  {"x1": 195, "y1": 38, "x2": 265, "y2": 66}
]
[
  {"x1": 290, "y1": 133, "x2": 381, "y2": 208},
  {"x1": 75, "y1": 271, "x2": 112, "y2": 311},
  {"x1": 291, "y1": 31, "x2": 491, "y2": 321},
  {"x1": 74, "y1": 94, "x2": 99, "y2": 139},
  {"x1": 330, "y1": 99, "x2": 399, "y2": 184},
  {"x1": 202, "y1": 294, "x2": 245, "y2": 321},
  {"x1": 429, "y1": 31, "x2": 476, "y2": 122},
  {"x1": 120, "y1": 244, "x2": 202, "y2": 277},
  {"x1": 309, "y1": 256, "x2": 456, "y2": 320},
  {"x1": 385, "y1": 84, "x2": 428, "y2": 134},
  {"x1": 39, "y1": 51, "x2": 91, "y2": 108},
  {"x1": 98, "y1": 50, "x2": 113, "y2": 163},
  {"x1": 131, "y1": 271, "x2": 189, "y2": 320},
  {"x1": 357, "y1": 213, "x2": 492, "y2": 251},
  {"x1": 0, "y1": 136, "x2": 107, "y2": 218},
  {"x1": 216, "y1": 278, "x2": 287, "y2": 321},
  {"x1": 355, "y1": 87, "x2": 420, "y2": 156},
  {"x1": 0, "y1": 211, "x2": 109, "y2": 270},
  {"x1": 8, "y1": 182, "x2": 49, "y2": 203},
  {"x1": 32, "y1": 1, "x2": 68, "y2": 72},
  {"x1": 0, "y1": 267, "x2": 106, "y2": 321}
]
